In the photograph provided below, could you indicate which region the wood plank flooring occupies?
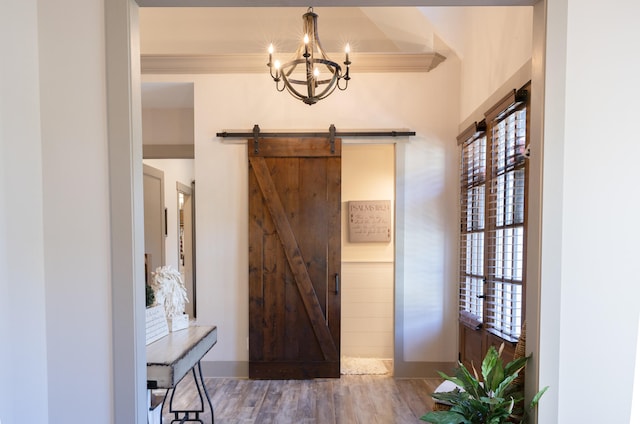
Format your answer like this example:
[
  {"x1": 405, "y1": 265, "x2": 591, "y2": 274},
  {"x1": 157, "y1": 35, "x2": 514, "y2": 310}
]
[{"x1": 159, "y1": 374, "x2": 442, "y2": 424}]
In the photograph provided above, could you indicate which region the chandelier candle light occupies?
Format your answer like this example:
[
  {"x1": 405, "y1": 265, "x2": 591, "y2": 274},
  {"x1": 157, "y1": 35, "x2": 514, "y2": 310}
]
[{"x1": 268, "y1": 7, "x2": 351, "y2": 105}]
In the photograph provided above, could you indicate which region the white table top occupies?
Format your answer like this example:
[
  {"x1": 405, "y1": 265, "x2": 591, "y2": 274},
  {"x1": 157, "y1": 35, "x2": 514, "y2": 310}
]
[{"x1": 146, "y1": 325, "x2": 217, "y2": 389}]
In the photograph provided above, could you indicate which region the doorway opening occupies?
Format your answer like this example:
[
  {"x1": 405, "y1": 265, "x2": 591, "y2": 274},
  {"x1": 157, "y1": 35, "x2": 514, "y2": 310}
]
[
  {"x1": 105, "y1": 2, "x2": 548, "y2": 422},
  {"x1": 341, "y1": 143, "x2": 396, "y2": 375}
]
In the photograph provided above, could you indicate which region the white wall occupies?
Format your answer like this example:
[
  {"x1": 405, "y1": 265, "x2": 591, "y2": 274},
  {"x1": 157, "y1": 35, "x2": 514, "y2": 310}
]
[
  {"x1": 423, "y1": 7, "x2": 533, "y2": 124},
  {"x1": 144, "y1": 54, "x2": 461, "y2": 374},
  {"x1": 1, "y1": 1, "x2": 117, "y2": 422},
  {"x1": 142, "y1": 108, "x2": 194, "y2": 145},
  {"x1": 38, "y1": 0, "x2": 114, "y2": 423},
  {"x1": 142, "y1": 159, "x2": 195, "y2": 271},
  {"x1": 341, "y1": 144, "x2": 395, "y2": 358},
  {"x1": 0, "y1": 1, "x2": 49, "y2": 423},
  {"x1": 540, "y1": 0, "x2": 640, "y2": 422},
  {"x1": 396, "y1": 100, "x2": 460, "y2": 365},
  {"x1": 458, "y1": 7, "x2": 532, "y2": 122}
]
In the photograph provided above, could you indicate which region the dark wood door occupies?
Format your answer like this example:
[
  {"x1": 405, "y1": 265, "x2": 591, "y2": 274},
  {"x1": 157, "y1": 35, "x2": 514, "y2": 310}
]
[{"x1": 248, "y1": 137, "x2": 341, "y2": 379}]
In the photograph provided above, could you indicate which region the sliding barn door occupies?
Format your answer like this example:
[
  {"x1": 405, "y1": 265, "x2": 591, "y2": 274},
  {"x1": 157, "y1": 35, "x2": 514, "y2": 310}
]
[{"x1": 248, "y1": 138, "x2": 341, "y2": 379}]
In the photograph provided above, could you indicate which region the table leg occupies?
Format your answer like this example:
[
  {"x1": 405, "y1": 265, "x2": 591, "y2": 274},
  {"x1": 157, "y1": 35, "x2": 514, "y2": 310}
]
[{"x1": 163, "y1": 361, "x2": 215, "y2": 423}]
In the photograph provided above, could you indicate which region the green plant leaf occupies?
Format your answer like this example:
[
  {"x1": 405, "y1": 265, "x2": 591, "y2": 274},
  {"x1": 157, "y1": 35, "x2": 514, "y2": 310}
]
[
  {"x1": 481, "y1": 346, "x2": 499, "y2": 384},
  {"x1": 455, "y1": 362, "x2": 486, "y2": 399},
  {"x1": 493, "y1": 372, "x2": 520, "y2": 398},
  {"x1": 437, "y1": 371, "x2": 466, "y2": 389},
  {"x1": 488, "y1": 415, "x2": 507, "y2": 424},
  {"x1": 529, "y1": 386, "x2": 549, "y2": 409},
  {"x1": 479, "y1": 395, "x2": 505, "y2": 405},
  {"x1": 420, "y1": 411, "x2": 471, "y2": 424},
  {"x1": 452, "y1": 399, "x2": 487, "y2": 416},
  {"x1": 504, "y1": 355, "x2": 528, "y2": 377},
  {"x1": 432, "y1": 391, "x2": 470, "y2": 406},
  {"x1": 482, "y1": 345, "x2": 505, "y2": 393}
]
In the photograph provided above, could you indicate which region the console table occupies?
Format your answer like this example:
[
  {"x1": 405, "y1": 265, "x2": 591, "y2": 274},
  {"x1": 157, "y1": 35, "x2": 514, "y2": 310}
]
[{"x1": 147, "y1": 325, "x2": 217, "y2": 423}]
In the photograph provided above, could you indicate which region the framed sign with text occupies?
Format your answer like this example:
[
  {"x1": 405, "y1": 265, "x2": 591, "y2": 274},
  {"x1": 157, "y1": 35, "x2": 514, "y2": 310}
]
[{"x1": 348, "y1": 200, "x2": 391, "y2": 243}]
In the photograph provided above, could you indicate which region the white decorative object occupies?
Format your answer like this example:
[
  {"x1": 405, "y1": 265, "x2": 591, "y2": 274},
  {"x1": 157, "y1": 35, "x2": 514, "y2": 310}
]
[
  {"x1": 151, "y1": 265, "x2": 190, "y2": 331},
  {"x1": 145, "y1": 305, "x2": 169, "y2": 345},
  {"x1": 167, "y1": 314, "x2": 189, "y2": 332}
]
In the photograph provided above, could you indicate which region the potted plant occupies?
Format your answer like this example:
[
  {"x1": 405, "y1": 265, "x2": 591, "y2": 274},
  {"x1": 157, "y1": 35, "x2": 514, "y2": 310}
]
[
  {"x1": 146, "y1": 282, "x2": 155, "y2": 308},
  {"x1": 421, "y1": 344, "x2": 547, "y2": 424}
]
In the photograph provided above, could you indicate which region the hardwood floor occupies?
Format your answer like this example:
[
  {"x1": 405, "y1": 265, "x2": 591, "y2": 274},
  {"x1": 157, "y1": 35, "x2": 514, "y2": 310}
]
[{"x1": 159, "y1": 374, "x2": 442, "y2": 423}]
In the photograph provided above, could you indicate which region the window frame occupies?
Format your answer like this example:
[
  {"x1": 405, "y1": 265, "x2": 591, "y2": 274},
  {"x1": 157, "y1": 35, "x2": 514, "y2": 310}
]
[{"x1": 457, "y1": 85, "x2": 530, "y2": 344}]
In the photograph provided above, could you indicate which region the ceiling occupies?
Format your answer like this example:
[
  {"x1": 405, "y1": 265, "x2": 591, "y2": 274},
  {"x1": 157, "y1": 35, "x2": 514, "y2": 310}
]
[
  {"x1": 137, "y1": 0, "x2": 535, "y2": 58},
  {"x1": 138, "y1": 5, "x2": 529, "y2": 108},
  {"x1": 139, "y1": 6, "x2": 456, "y2": 108},
  {"x1": 140, "y1": 7, "x2": 445, "y2": 56}
]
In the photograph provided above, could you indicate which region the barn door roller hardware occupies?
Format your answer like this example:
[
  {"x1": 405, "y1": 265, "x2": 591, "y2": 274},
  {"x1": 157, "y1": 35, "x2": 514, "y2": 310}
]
[{"x1": 218, "y1": 124, "x2": 416, "y2": 154}]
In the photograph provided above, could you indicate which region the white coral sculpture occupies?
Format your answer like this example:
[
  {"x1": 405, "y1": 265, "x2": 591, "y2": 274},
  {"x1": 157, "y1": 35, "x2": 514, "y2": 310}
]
[{"x1": 151, "y1": 265, "x2": 189, "y2": 318}]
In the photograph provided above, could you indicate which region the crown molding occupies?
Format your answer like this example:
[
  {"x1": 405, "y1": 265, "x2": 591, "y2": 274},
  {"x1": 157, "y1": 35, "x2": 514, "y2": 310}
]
[{"x1": 140, "y1": 52, "x2": 446, "y2": 74}]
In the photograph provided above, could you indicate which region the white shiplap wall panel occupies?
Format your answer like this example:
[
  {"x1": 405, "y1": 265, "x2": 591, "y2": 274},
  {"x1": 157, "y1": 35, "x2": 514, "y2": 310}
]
[{"x1": 341, "y1": 262, "x2": 394, "y2": 358}]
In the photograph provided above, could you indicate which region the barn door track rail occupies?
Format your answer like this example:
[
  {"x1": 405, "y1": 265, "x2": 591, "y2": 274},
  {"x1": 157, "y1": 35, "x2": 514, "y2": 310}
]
[{"x1": 216, "y1": 124, "x2": 416, "y2": 154}]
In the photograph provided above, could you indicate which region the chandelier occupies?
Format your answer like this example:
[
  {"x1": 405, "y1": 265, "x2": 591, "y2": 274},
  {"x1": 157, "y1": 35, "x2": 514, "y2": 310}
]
[{"x1": 267, "y1": 7, "x2": 351, "y2": 105}]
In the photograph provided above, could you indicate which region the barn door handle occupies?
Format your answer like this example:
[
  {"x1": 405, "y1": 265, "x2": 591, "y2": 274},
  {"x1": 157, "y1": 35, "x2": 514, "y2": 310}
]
[{"x1": 335, "y1": 273, "x2": 340, "y2": 295}]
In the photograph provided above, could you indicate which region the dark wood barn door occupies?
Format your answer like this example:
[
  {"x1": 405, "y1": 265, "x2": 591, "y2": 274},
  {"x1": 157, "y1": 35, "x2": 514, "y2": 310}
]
[{"x1": 248, "y1": 137, "x2": 341, "y2": 379}]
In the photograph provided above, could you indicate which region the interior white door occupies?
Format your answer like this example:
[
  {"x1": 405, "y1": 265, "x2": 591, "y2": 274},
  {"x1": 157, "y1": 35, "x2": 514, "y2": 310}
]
[{"x1": 143, "y1": 164, "x2": 165, "y2": 273}]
